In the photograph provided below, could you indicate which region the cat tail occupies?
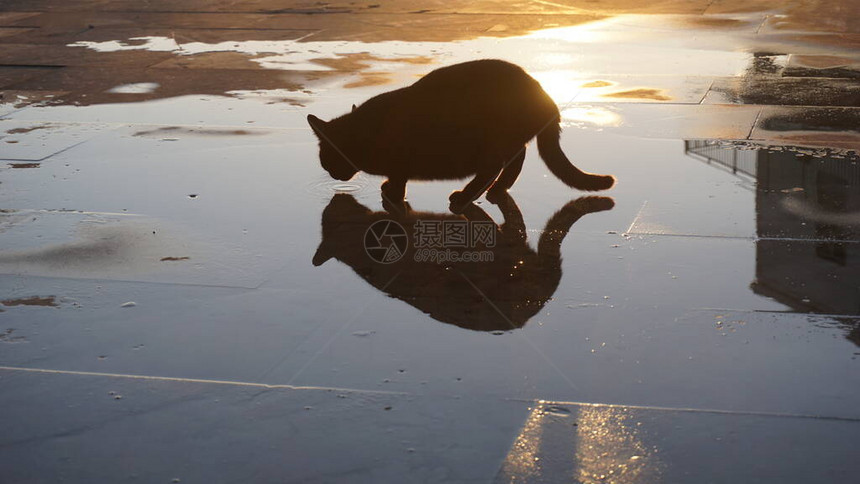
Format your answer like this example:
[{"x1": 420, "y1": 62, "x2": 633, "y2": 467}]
[
  {"x1": 536, "y1": 123, "x2": 615, "y2": 191},
  {"x1": 538, "y1": 196, "x2": 615, "y2": 261}
]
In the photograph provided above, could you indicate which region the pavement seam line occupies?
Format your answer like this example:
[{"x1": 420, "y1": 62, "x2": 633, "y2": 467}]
[
  {"x1": 2, "y1": 366, "x2": 856, "y2": 422},
  {"x1": 0, "y1": 365, "x2": 408, "y2": 395},
  {"x1": 517, "y1": 398, "x2": 860, "y2": 422},
  {"x1": 624, "y1": 199, "x2": 648, "y2": 235}
]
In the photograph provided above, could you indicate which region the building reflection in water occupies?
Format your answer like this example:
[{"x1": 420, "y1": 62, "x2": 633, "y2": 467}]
[
  {"x1": 496, "y1": 402, "x2": 663, "y2": 483},
  {"x1": 685, "y1": 140, "x2": 860, "y2": 345}
]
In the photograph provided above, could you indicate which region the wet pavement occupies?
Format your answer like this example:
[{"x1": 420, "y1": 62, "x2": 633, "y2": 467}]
[{"x1": 1, "y1": 1, "x2": 860, "y2": 483}]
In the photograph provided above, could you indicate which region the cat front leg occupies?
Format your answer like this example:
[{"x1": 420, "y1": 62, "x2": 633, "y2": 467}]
[
  {"x1": 381, "y1": 177, "x2": 407, "y2": 202},
  {"x1": 449, "y1": 166, "x2": 502, "y2": 213},
  {"x1": 381, "y1": 177, "x2": 408, "y2": 215}
]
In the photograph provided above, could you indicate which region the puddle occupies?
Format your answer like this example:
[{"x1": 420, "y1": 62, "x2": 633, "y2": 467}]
[
  {"x1": 5, "y1": 8, "x2": 852, "y2": 145},
  {"x1": 1, "y1": 6, "x2": 859, "y2": 472},
  {"x1": 2, "y1": 14, "x2": 765, "y2": 109}
]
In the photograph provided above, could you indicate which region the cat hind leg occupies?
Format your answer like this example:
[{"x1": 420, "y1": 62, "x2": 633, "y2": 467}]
[
  {"x1": 487, "y1": 148, "x2": 526, "y2": 203},
  {"x1": 449, "y1": 166, "x2": 502, "y2": 213}
]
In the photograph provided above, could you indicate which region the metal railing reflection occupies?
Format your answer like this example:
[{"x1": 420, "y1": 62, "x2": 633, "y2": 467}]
[{"x1": 684, "y1": 140, "x2": 758, "y2": 180}]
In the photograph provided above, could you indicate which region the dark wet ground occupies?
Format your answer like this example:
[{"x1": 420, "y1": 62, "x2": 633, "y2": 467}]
[{"x1": 1, "y1": 1, "x2": 859, "y2": 483}]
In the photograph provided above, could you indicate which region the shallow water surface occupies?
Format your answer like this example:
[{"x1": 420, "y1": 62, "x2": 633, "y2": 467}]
[{"x1": 1, "y1": 4, "x2": 859, "y2": 482}]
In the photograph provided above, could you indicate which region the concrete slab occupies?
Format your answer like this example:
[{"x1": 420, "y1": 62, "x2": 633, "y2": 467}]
[
  {"x1": 0, "y1": 368, "x2": 529, "y2": 483},
  {"x1": 0, "y1": 66, "x2": 57, "y2": 89},
  {"x1": 0, "y1": 27, "x2": 31, "y2": 38},
  {"x1": 784, "y1": 54, "x2": 860, "y2": 79},
  {"x1": 750, "y1": 106, "x2": 860, "y2": 149},
  {"x1": 0, "y1": 12, "x2": 40, "y2": 25},
  {"x1": 704, "y1": 76, "x2": 860, "y2": 107}
]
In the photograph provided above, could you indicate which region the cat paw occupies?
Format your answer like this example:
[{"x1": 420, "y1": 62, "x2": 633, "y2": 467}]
[
  {"x1": 448, "y1": 191, "x2": 473, "y2": 213},
  {"x1": 485, "y1": 187, "x2": 507, "y2": 204},
  {"x1": 448, "y1": 191, "x2": 471, "y2": 205},
  {"x1": 571, "y1": 196, "x2": 615, "y2": 213}
]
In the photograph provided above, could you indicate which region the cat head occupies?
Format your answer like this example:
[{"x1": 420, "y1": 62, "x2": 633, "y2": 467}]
[
  {"x1": 307, "y1": 114, "x2": 359, "y2": 181},
  {"x1": 313, "y1": 193, "x2": 371, "y2": 266}
]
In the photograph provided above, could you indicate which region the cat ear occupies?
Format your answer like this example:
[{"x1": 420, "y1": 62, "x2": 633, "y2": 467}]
[
  {"x1": 312, "y1": 242, "x2": 333, "y2": 266},
  {"x1": 307, "y1": 114, "x2": 328, "y2": 136},
  {"x1": 351, "y1": 104, "x2": 357, "y2": 112}
]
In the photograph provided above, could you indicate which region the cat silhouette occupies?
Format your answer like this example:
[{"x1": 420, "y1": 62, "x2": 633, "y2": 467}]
[
  {"x1": 307, "y1": 59, "x2": 615, "y2": 213},
  {"x1": 312, "y1": 192, "x2": 614, "y2": 331}
]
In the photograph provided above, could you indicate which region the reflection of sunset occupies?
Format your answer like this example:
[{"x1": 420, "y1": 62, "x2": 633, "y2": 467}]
[
  {"x1": 530, "y1": 70, "x2": 583, "y2": 104},
  {"x1": 560, "y1": 106, "x2": 623, "y2": 127},
  {"x1": 499, "y1": 403, "x2": 662, "y2": 483},
  {"x1": 574, "y1": 406, "x2": 661, "y2": 484},
  {"x1": 64, "y1": 12, "x2": 753, "y2": 102},
  {"x1": 499, "y1": 405, "x2": 545, "y2": 482},
  {"x1": 525, "y1": 23, "x2": 607, "y2": 44},
  {"x1": 602, "y1": 88, "x2": 672, "y2": 101}
]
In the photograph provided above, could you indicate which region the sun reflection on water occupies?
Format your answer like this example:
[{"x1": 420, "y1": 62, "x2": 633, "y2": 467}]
[
  {"x1": 498, "y1": 403, "x2": 663, "y2": 484},
  {"x1": 500, "y1": 405, "x2": 546, "y2": 482},
  {"x1": 560, "y1": 106, "x2": 623, "y2": 128},
  {"x1": 573, "y1": 406, "x2": 661, "y2": 484}
]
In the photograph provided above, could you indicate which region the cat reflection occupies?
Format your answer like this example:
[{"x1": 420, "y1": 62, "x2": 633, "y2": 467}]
[{"x1": 313, "y1": 193, "x2": 613, "y2": 331}]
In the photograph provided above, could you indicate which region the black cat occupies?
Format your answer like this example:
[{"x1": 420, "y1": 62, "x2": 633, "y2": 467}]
[{"x1": 307, "y1": 59, "x2": 615, "y2": 212}]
